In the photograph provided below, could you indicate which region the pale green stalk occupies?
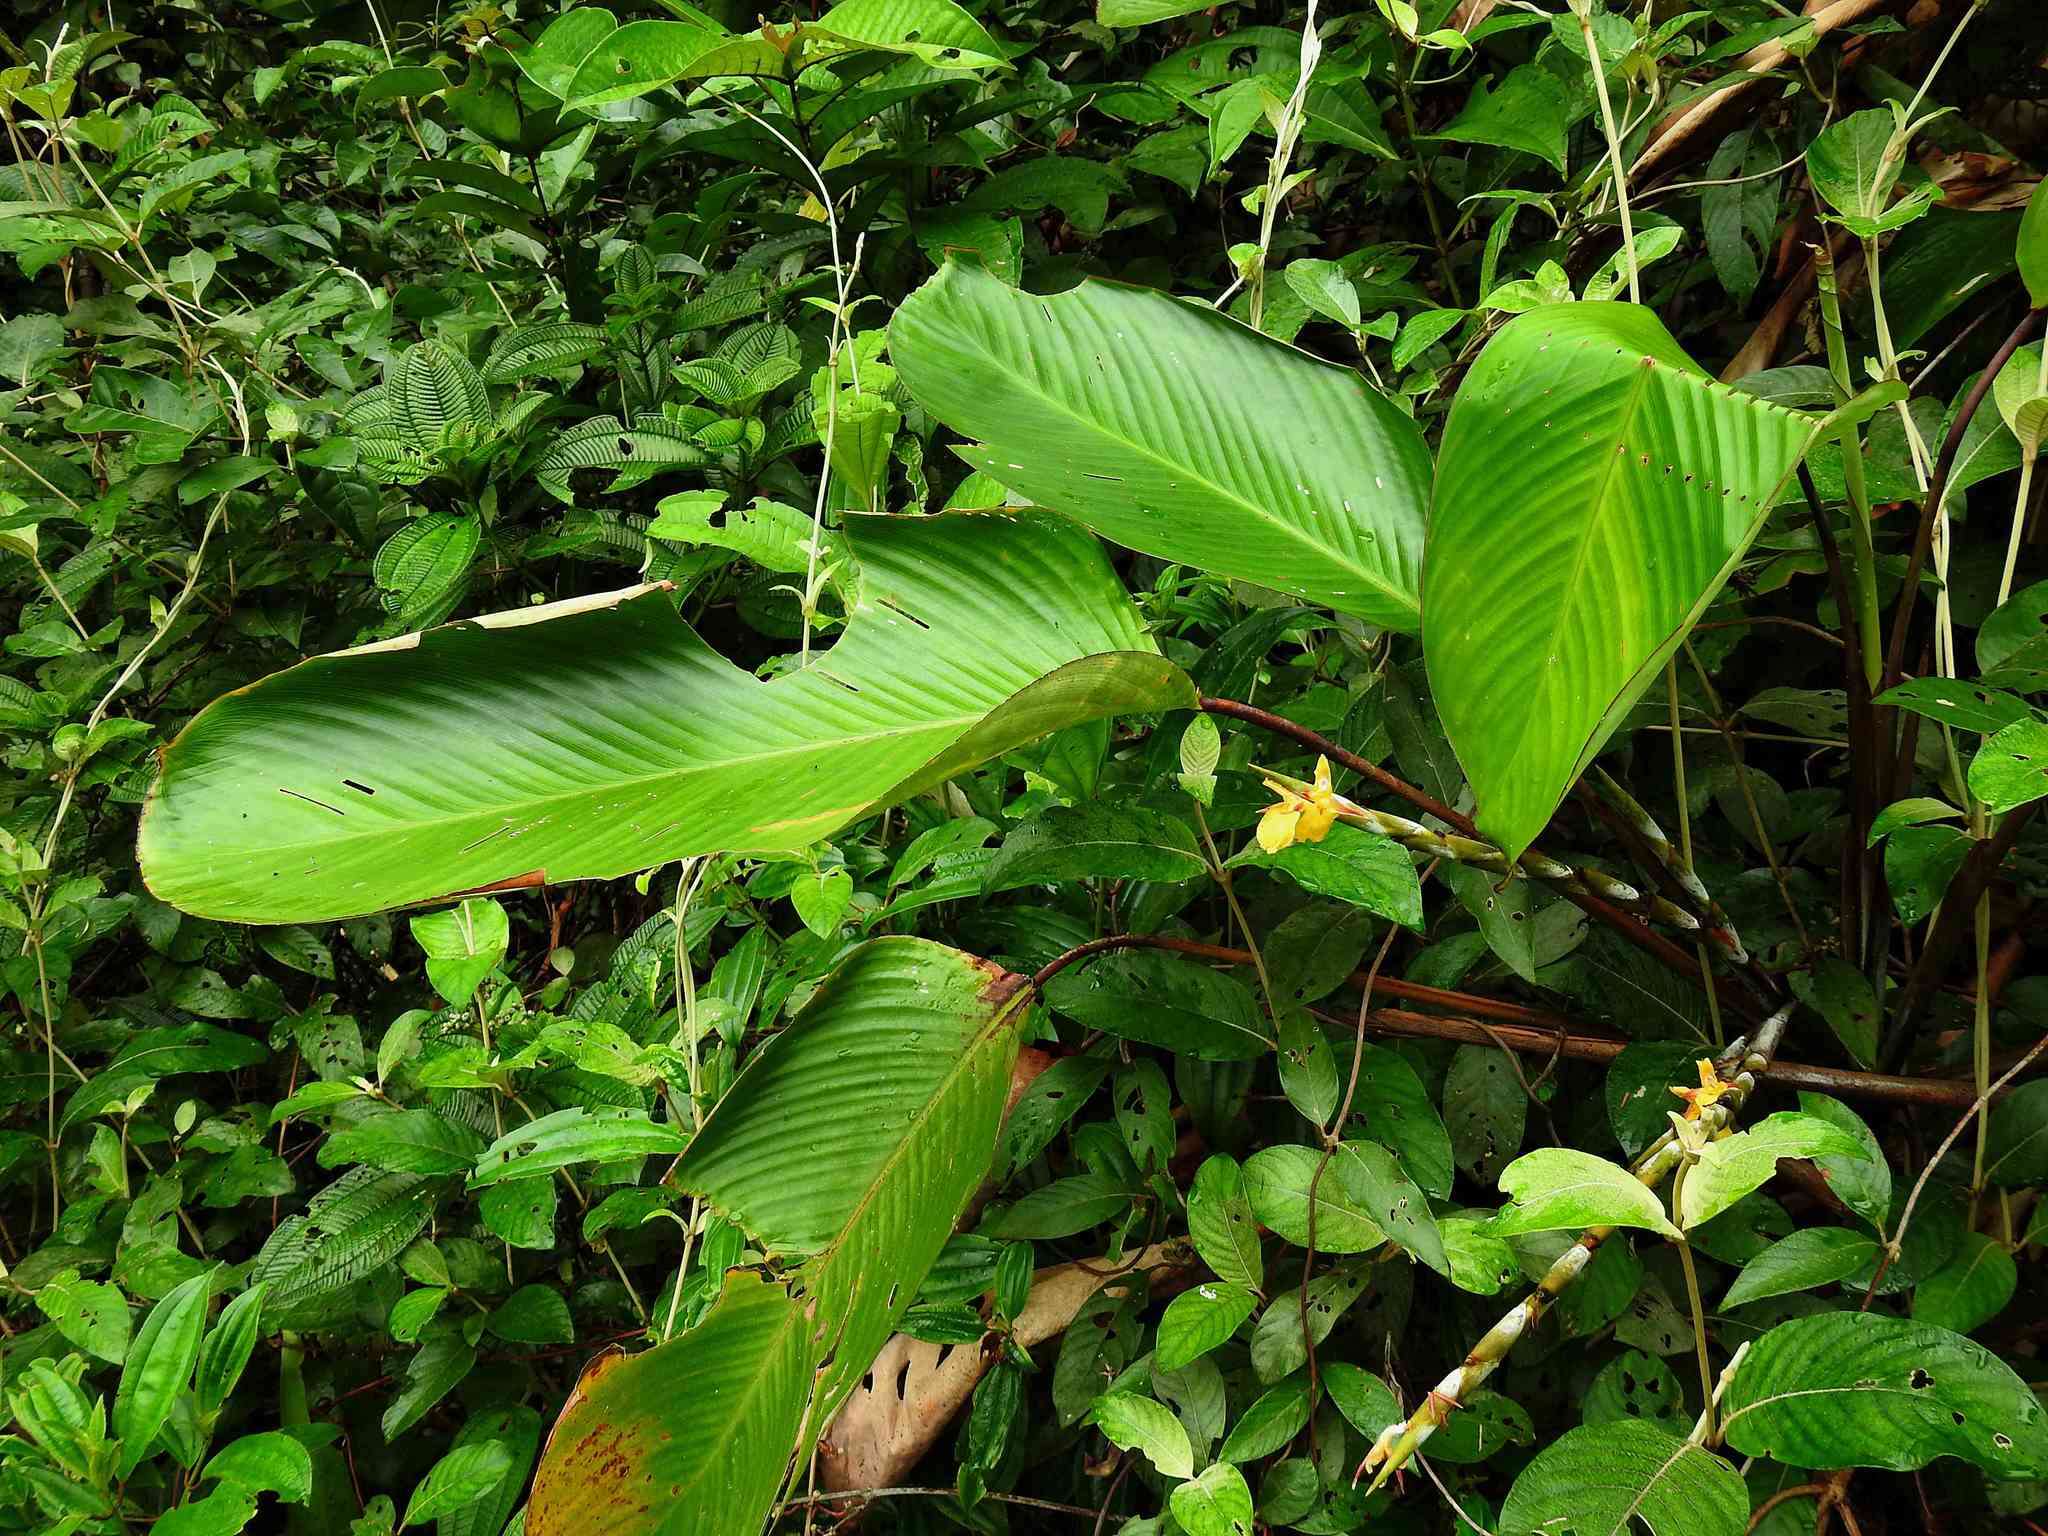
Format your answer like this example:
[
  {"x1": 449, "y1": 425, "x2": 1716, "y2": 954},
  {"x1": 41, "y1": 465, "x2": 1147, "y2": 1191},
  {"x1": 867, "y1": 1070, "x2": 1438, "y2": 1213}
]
[
  {"x1": 1577, "y1": 0, "x2": 1638, "y2": 303},
  {"x1": 1814, "y1": 243, "x2": 1884, "y2": 690},
  {"x1": 1245, "y1": 0, "x2": 1322, "y2": 330},
  {"x1": 1669, "y1": 1157, "x2": 1716, "y2": 1441},
  {"x1": 1667, "y1": 663, "x2": 1726, "y2": 1043}
]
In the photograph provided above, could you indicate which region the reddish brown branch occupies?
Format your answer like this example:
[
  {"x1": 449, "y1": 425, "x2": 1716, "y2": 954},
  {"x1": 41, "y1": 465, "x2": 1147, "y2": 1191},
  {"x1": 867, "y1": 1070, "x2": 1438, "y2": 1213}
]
[{"x1": 1032, "y1": 932, "x2": 1995, "y2": 1108}]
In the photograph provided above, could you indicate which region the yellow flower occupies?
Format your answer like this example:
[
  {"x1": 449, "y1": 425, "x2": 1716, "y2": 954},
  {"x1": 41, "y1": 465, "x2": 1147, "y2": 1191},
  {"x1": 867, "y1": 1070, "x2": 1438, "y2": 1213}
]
[
  {"x1": 1669, "y1": 1057, "x2": 1730, "y2": 1121},
  {"x1": 1258, "y1": 755, "x2": 1341, "y2": 853}
]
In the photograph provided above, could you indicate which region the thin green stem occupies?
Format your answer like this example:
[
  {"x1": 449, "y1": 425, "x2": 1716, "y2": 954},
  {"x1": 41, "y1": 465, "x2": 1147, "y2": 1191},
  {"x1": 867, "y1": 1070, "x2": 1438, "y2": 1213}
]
[
  {"x1": 1578, "y1": 1, "x2": 1638, "y2": 303},
  {"x1": 1971, "y1": 890, "x2": 1991, "y2": 1198},
  {"x1": 1670, "y1": 1159, "x2": 1716, "y2": 1441},
  {"x1": 1998, "y1": 453, "x2": 2039, "y2": 609},
  {"x1": 1815, "y1": 244, "x2": 1884, "y2": 690}
]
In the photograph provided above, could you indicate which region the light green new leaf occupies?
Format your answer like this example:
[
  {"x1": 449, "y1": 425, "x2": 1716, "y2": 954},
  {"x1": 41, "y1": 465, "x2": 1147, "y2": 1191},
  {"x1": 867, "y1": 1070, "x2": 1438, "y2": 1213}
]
[
  {"x1": 410, "y1": 898, "x2": 508, "y2": 1007},
  {"x1": 1428, "y1": 304, "x2": 1813, "y2": 857},
  {"x1": 1679, "y1": 1113, "x2": 1864, "y2": 1229},
  {"x1": 140, "y1": 510, "x2": 1188, "y2": 922},
  {"x1": 891, "y1": 260, "x2": 1433, "y2": 630},
  {"x1": 810, "y1": 0, "x2": 1008, "y2": 69},
  {"x1": 115, "y1": 1269, "x2": 213, "y2": 1476},
  {"x1": 1497, "y1": 1421, "x2": 1746, "y2": 1536},
  {"x1": 1170, "y1": 1460, "x2": 1255, "y2": 1536},
  {"x1": 1993, "y1": 343, "x2": 2048, "y2": 459},
  {"x1": 1491, "y1": 1147, "x2": 1679, "y2": 1239},
  {"x1": 529, "y1": 939, "x2": 1028, "y2": 1536},
  {"x1": 1093, "y1": 1392, "x2": 1195, "y2": 1479},
  {"x1": 1156, "y1": 1282, "x2": 1259, "y2": 1371},
  {"x1": 1722, "y1": 1312, "x2": 2048, "y2": 1477}
]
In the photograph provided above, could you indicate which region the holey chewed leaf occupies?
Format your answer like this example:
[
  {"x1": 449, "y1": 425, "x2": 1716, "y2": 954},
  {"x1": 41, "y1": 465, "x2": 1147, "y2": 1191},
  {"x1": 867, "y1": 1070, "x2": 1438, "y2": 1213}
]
[
  {"x1": 139, "y1": 510, "x2": 1190, "y2": 922},
  {"x1": 1497, "y1": 1420, "x2": 1747, "y2": 1536},
  {"x1": 1722, "y1": 1312, "x2": 2048, "y2": 1479},
  {"x1": 1427, "y1": 304, "x2": 1814, "y2": 858},
  {"x1": 891, "y1": 260, "x2": 1432, "y2": 630},
  {"x1": 529, "y1": 938, "x2": 1027, "y2": 1536}
]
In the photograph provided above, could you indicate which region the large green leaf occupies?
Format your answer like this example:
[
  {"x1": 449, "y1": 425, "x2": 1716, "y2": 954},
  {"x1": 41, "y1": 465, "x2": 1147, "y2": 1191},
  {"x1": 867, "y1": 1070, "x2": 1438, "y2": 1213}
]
[
  {"x1": 528, "y1": 938, "x2": 1027, "y2": 1536},
  {"x1": 1722, "y1": 1312, "x2": 2048, "y2": 1478},
  {"x1": 1427, "y1": 304, "x2": 1814, "y2": 857},
  {"x1": 891, "y1": 260, "x2": 1432, "y2": 630},
  {"x1": 1497, "y1": 1421, "x2": 1747, "y2": 1536},
  {"x1": 140, "y1": 510, "x2": 1188, "y2": 922}
]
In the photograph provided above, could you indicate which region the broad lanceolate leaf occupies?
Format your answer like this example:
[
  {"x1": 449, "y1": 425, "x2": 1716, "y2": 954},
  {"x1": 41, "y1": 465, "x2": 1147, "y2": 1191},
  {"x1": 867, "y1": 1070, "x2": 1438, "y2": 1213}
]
[
  {"x1": 1428, "y1": 304, "x2": 1813, "y2": 857},
  {"x1": 1497, "y1": 1421, "x2": 1746, "y2": 1536},
  {"x1": 1914, "y1": 1232, "x2": 2018, "y2": 1336},
  {"x1": 528, "y1": 939, "x2": 1027, "y2": 1536},
  {"x1": 891, "y1": 260, "x2": 1432, "y2": 630},
  {"x1": 1722, "y1": 1311, "x2": 2048, "y2": 1478},
  {"x1": 140, "y1": 510, "x2": 1189, "y2": 921},
  {"x1": 1491, "y1": 1147, "x2": 1679, "y2": 1240}
]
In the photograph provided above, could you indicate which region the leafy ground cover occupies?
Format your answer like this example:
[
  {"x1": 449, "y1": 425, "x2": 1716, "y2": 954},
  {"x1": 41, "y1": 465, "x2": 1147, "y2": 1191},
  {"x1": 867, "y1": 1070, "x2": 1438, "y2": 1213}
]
[{"x1": 5, "y1": 2, "x2": 2048, "y2": 1534}]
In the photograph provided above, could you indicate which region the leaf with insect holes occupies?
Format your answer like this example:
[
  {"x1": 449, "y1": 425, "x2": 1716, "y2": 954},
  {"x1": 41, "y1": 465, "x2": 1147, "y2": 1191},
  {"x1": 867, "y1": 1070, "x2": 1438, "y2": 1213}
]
[
  {"x1": 1969, "y1": 718, "x2": 2048, "y2": 813},
  {"x1": 1499, "y1": 1421, "x2": 1746, "y2": 1536},
  {"x1": 1722, "y1": 1312, "x2": 2048, "y2": 1476},
  {"x1": 140, "y1": 511, "x2": 1188, "y2": 922}
]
